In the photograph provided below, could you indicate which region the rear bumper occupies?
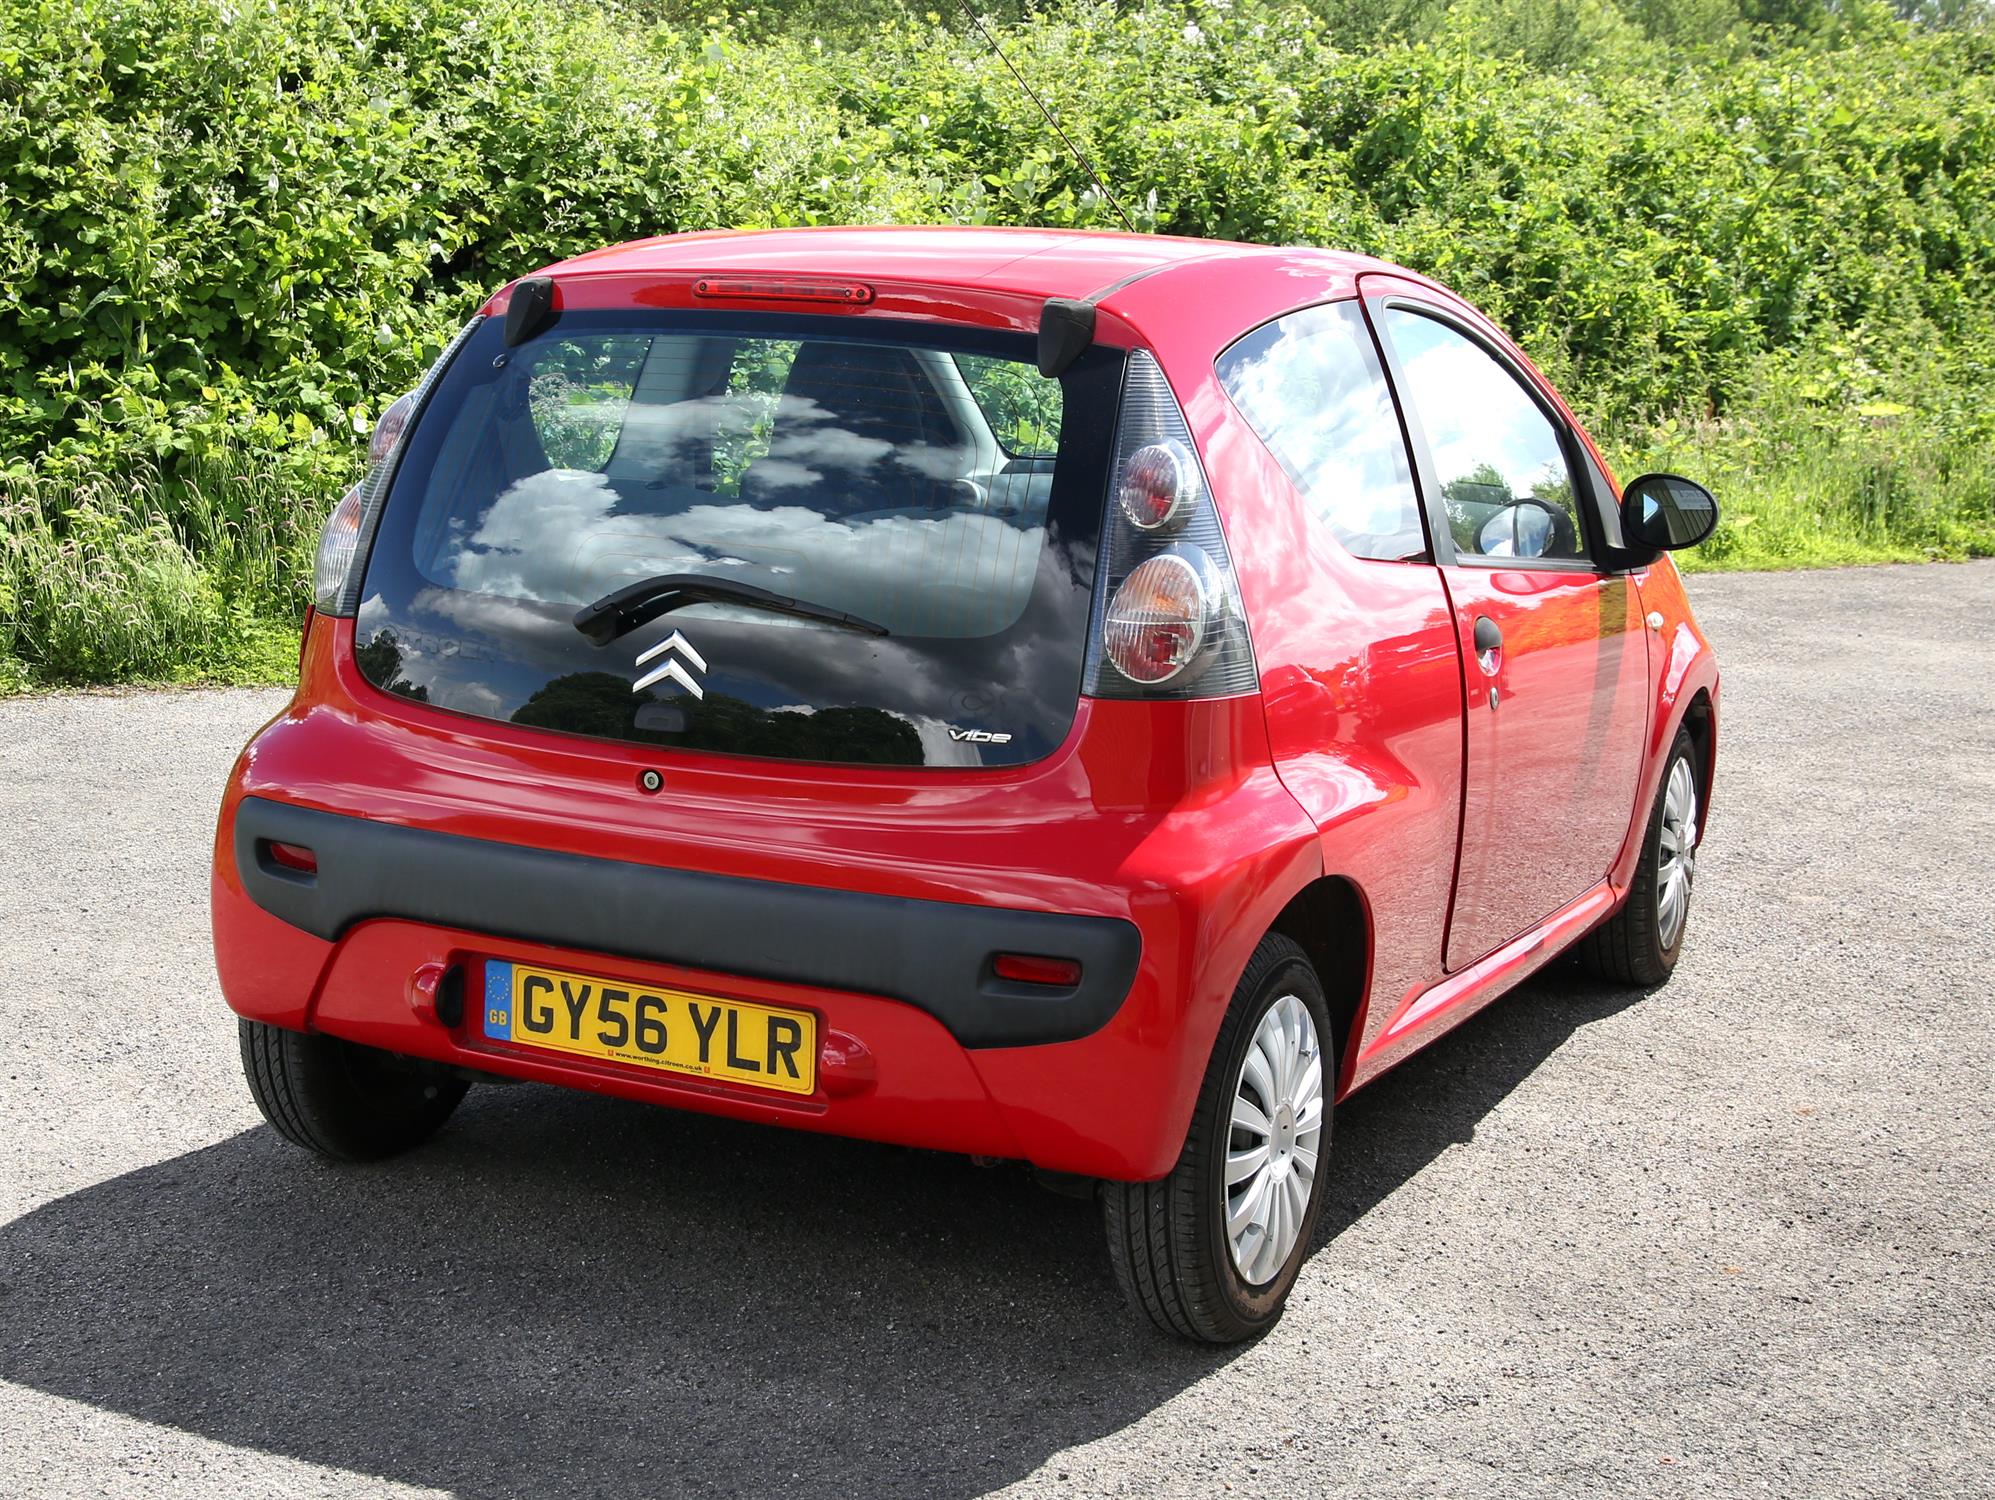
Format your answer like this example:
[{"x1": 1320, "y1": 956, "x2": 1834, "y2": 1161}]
[
  {"x1": 213, "y1": 831, "x2": 1165, "y2": 1175},
  {"x1": 213, "y1": 792, "x2": 1320, "y2": 1182},
  {"x1": 244, "y1": 911, "x2": 1045, "y2": 1165},
  {"x1": 233, "y1": 796, "x2": 1141, "y2": 1050}
]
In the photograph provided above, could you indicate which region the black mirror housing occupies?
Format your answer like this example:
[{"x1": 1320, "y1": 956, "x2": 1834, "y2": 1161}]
[{"x1": 1620, "y1": 473, "x2": 1719, "y2": 552}]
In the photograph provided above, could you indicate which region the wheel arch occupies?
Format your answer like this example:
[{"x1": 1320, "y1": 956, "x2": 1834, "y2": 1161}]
[
  {"x1": 1678, "y1": 686, "x2": 1717, "y2": 833},
  {"x1": 1262, "y1": 873, "x2": 1372, "y2": 1093}
]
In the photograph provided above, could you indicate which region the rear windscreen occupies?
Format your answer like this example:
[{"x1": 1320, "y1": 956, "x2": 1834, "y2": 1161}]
[{"x1": 353, "y1": 312, "x2": 1123, "y2": 767}]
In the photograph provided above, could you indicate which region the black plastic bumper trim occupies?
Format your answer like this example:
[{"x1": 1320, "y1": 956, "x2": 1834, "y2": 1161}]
[{"x1": 232, "y1": 797, "x2": 1140, "y2": 1049}]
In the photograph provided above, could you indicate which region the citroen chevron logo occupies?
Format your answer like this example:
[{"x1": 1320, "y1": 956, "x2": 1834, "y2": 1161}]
[{"x1": 632, "y1": 631, "x2": 706, "y2": 699}]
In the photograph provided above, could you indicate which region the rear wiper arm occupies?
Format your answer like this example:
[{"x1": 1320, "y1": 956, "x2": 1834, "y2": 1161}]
[{"x1": 574, "y1": 573, "x2": 891, "y2": 646}]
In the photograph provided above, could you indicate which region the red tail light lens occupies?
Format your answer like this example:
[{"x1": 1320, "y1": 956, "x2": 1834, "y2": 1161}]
[
  {"x1": 318, "y1": 314, "x2": 484, "y2": 620},
  {"x1": 265, "y1": 841, "x2": 318, "y2": 874},
  {"x1": 993, "y1": 953, "x2": 1083, "y2": 987},
  {"x1": 1117, "y1": 441, "x2": 1196, "y2": 531},
  {"x1": 1102, "y1": 553, "x2": 1212, "y2": 685},
  {"x1": 1082, "y1": 350, "x2": 1255, "y2": 699},
  {"x1": 314, "y1": 389, "x2": 415, "y2": 613}
]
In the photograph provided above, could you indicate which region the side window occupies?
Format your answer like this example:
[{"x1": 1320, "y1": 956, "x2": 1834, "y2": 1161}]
[
  {"x1": 952, "y1": 352, "x2": 1063, "y2": 457},
  {"x1": 1382, "y1": 308, "x2": 1586, "y2": 563},
  {"x1": 711, "y1": 338, "x2": 800, "y2": 496},
  {"x1": 1215, "y1": 301, "x2": 1426, "y2": 562},
  {"x1": 526, "y1": 335, "x2": 650, "y2": 472}
]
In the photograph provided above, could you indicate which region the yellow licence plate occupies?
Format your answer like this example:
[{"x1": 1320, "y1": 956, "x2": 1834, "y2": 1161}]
[{"x1": 481, "y1": 960, "x2": 816, "y2": 1096}]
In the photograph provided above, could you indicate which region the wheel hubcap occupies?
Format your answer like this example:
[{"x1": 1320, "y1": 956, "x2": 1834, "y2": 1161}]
[
  {"x1": 1657, "y1": 756, "x2": 1699, "y2": 950},
  {"x1": 1225, "y1": 993, "x2": 1324, "y2": 1285}
]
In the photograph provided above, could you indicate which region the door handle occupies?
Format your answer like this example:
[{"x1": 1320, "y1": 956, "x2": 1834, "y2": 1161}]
[{"x1": 1472, "y1": 616, "x2": 1502, "y2": 707}]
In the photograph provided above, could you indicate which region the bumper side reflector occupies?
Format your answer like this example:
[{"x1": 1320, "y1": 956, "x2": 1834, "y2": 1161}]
[
  {"x1": 406, "y1": 961, "x2": 463, "y2": 1027},
  {"x1": 993, "y1": 953, "x2": 1083, "y2": 987},
  {"x1": 265, "y1": 840, "x2": 318, "y2": 874}
]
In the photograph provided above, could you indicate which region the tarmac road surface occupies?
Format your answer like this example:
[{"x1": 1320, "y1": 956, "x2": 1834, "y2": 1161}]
[{"x1": 1, "y1": 560, "x2": 1991, "y2": 1497}]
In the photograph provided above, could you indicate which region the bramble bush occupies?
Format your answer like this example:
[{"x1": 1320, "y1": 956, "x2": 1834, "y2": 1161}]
[{"x1": 1, "y1": 0, "x2": 1991, "y2": 686}]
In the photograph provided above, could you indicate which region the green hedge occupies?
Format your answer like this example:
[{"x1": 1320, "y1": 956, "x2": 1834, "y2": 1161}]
[{"x1": 2, "y1": 0, "x2": 1992, "y2": 687}]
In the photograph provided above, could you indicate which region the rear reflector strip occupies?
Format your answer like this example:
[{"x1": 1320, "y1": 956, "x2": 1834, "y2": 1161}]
[
  {"x1": 692, "y1": 277, "x2": 874, "y2": 305},
  {"x1": 264, "y1": 840, "x2": 318, "y2": 874},
  {"x1": 992, "y1": 953, "x2": 1083, "y2": 987}
]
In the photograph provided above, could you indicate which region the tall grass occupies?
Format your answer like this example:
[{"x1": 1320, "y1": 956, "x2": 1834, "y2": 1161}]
[
  {"x1": 1639, "y1": 399, "x2": 1995, "y2": 573},
  {"x1": 0, "y1": 453, "x2": 321, "y2": 690}
]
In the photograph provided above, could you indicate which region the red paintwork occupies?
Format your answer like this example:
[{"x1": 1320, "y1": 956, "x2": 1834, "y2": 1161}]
[
  {"x1": 211, "y1": 227, "x2": 1720, "y2": 1179},
  {"x1": 1437, "y1": 567, "x2": 1650, "y2": 968}
]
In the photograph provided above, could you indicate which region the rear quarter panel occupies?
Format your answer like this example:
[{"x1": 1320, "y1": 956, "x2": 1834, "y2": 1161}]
[
  {"x1": 1105, "y1": 261, "x2": 1468, "y2": 1090},
  {"x1": 1111, "y1": 258, "x2": 1720, "y2": 1094}
]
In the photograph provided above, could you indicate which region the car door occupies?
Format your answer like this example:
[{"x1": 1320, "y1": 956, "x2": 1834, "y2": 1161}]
[{"x1": 1365, "y1": 291, "x2": 1649, "y2": 972}]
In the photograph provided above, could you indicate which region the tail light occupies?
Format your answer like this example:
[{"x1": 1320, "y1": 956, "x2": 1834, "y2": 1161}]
[
  {"x1": 1084, "y1": 352, "x2": 1255, "y2": 697},
  {"x1": 366, "y1": 389, "x2": 417, "y2": 466},
  {"x1": 1102, "y1": 551, "x2": 1214, "y2": 684},
  {"x1": 313, "y1": 389, "x2": 414, "y2": 612},
  {"x1": 1117, "y1": 440, "x2": 1198, "y2": 531},
  {"x1": 316, "y1": 315, "x2": 486, "y2": 618},
  {"x1": 311, "y1": 483, "x2": 366, "y2": 611}
]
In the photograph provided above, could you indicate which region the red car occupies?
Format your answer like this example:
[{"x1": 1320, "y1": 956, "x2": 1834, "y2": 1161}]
[{"x1": 213, "y1": 228, "x2": 1719, "y2": 1343}]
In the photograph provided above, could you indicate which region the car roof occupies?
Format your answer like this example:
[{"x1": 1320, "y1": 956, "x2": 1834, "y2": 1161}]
[{"x1": 541, "y1": 225, "x2": 1386, "y2": 304}]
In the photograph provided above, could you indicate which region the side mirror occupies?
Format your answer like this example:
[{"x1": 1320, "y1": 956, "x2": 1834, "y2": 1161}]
[{"x1": 1620, "y1": 473, "x2": 1718, "y2": 551}]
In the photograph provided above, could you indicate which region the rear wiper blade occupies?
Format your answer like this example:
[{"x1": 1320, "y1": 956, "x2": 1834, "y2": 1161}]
[{"x1": 574, "y1": 573, "x2": 891, "y2": 646}]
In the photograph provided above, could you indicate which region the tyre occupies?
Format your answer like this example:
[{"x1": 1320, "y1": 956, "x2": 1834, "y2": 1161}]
[
  {"x1": 1103, "y1": 934, "x2": 1332, "y2": 1344},
  {"x1": 1579, "y1": 724, "x2": 1702, "y2": 987},
  {"x1": 239, "y1": 1019, "x2": 468, "y2": 1161}
]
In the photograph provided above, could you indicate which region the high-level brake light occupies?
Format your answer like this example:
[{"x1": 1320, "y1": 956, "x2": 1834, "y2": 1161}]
[{"x1": 693, "y1": 278, "x2": 875, "y2": 305}]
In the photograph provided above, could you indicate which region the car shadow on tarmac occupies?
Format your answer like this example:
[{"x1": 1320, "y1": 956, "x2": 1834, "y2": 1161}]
[{"x1": 0, "y1": 968, "x2": 1640, "y2": 1499}]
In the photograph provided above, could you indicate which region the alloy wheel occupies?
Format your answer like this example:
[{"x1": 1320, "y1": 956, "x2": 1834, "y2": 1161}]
[
  {"x1": 1225, "y1": 993, "x2": 1325, "y2": 1284},
  {"x1": 1657, "y1": 755, "x2": 1699, "y2": 950}
]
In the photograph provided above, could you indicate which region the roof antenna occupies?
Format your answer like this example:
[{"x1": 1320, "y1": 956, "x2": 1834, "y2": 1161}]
[{"x1": 956, "y1": 3, "x2": 1137, "y2": 234}]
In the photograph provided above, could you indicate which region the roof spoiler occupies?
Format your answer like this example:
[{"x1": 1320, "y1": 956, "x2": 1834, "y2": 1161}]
[
  {"x1": 1037, "y1": 298, "x2": 1096, "y2": 378},
  {"x1": 504, "y1": 276, "x2": 558, "y2": 347}
]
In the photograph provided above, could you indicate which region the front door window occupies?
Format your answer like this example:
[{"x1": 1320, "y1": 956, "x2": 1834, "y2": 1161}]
[{"x1": 1383, "y1": 309, "x2": 1587, "y2": 564}]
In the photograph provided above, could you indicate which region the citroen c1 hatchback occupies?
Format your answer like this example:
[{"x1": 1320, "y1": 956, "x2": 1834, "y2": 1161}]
[{"x1": 213, "y1": 227, "x2": 1720, "y2": 1343}]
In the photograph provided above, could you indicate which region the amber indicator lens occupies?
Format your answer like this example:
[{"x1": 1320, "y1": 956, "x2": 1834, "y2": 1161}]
[{"x1": 1102, "y1": 552, "x2": 1211, "y2": 685}]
